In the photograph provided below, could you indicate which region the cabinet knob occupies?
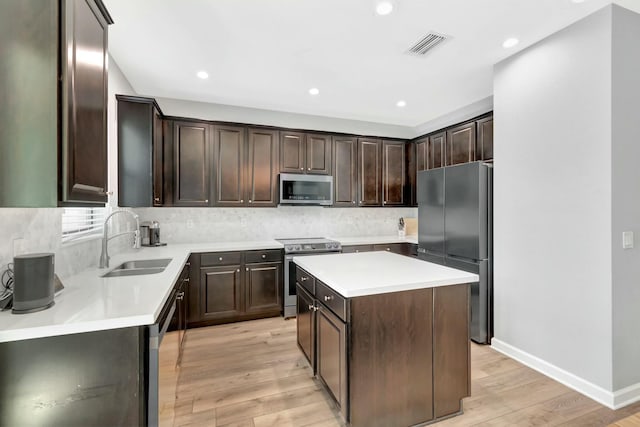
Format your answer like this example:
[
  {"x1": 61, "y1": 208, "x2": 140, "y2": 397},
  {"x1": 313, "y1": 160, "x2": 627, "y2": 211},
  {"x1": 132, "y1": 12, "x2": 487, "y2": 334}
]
[
  {"x1": 154, "y1": 197, "x2": 160, "y2": 202},
  {"x1": 307, "y1": 167, "x2": 311, "y2": 171},
  {"x1": 261, "y1": 254, "x2": 266, "y2": 259},
  {"x1": 246, "y1": 267, "x2": 249, "y2": 271},
  {"x1": 184, "y1": 278, "x2": 190, "y2": 283},
  {"x1": 205, "y1": 199, "x2": 209, "y2": 203},
  {"x1": 355, "y1": 250, "x2": 360, "y2": 253},
  {"x1": 236, "y1": 269, "x2": 240, "y2": 272},
  {"x1": 324, "y1": 295, "x2": 334, "y2": 302},
  {"x1": 383, "y1": 201, "x2": 386, "y2": 205},
  {"x1": 301, "y1": 276, "x2": 308, "y2": 281},
  {"x1": 386, "y1": 248, "x2": 390, "y2": 251},
  {"x1": 308, "y1": 304, "x2": 314, "y2": 310},
  {"x1": 352, "y1": 201, "x2": 356, "y2": 204},
  {"x1": 249, "y1": 200, "x2": 252, "y2": 203},
  {"x1": 185, "y1": 262, "x2": 191, "y2": 266},
  {"x1": 241, "y1": 199, "x2": 244, "y2": 203},
  {"x1": 176, "y1": 291, "x2": 185, "y2": 301},
  {"x1": 359, "y1": 201, "x2": 363, "y2": 204},
  {"x1": 219, "y1": 257, "x2": 223, "y2": 261}
]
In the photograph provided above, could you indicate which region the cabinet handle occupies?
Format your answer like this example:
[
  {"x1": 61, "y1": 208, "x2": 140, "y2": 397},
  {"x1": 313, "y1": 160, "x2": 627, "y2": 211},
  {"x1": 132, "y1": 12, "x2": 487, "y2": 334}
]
[
  {"x1": 154, "y1": 197, "x2": 160, "y2": 202},
  {"x1": 176, "y1": 291, "x2": 185, "y2": 301},
  {"x1": 184, "y1": 278, "x2": 190, "y2": 283},
  {"x1": 261, "y1": 254, "x2": 266, "y2": 259},
  {"x1": 324, "y1": 295, "x2": 334, "y2": 302},
  {"x1": 185, "y1": 262, "x2": 191, "y2": 266},
  {"x1": 301, "y1": 276, "x2": 308, "y2": 281},
  {"x1": 308, "y1": 304, "x2": 314, "y2": 310}
]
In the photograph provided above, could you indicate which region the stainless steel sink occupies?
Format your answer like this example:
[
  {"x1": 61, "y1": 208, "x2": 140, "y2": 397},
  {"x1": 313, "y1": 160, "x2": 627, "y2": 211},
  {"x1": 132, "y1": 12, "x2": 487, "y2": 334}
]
[{"x1": 101, "y1": 258, "x2": 172, "y2": 278}]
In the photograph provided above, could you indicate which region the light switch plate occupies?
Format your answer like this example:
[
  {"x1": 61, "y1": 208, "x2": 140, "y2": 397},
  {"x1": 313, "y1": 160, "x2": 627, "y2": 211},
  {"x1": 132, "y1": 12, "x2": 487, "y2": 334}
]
[{"x1": 623, "y1": 231, "x2": 634, "y2": 249}]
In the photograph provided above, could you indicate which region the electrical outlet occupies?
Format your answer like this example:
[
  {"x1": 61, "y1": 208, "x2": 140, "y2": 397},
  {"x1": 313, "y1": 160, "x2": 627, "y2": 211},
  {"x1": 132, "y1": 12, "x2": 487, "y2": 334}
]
[
  {"x1": 623, "y1": 231, "x2": 634, "y2": 249},
  {"x1": 12, "y1": 238, "x2": 27, "y2": 257}
]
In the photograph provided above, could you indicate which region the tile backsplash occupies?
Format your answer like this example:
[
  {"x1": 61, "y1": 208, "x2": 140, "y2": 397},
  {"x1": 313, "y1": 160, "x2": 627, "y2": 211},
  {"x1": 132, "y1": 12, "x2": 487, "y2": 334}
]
[
  {"x1": 0, "y1": 208, "x2": 137, "y2": 279},
  {"x1": 0, "y1": 206, "x2": 417, "y2": 279},
  {"x1": 133, "y1": 206, "x2": 417, "y2": 243}
]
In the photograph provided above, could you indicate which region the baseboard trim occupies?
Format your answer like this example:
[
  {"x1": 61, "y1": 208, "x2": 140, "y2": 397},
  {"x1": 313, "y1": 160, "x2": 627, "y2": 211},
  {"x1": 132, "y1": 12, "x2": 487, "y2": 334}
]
[{"x1": 491, "y1": 338, "x2": 640, "y2": 410}]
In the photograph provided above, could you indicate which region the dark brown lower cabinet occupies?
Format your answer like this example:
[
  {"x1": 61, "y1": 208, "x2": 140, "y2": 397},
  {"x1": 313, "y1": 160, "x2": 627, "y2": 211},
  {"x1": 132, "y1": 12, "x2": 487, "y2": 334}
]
[
  {"x1": 296, "y1": 266, "x2": 470, "y2": 427},
  {"x1": 189, "y1": 250, "x2": 283, "y2": 327},
  {"x1": 201, "y1": 265, "x2": 243, "y2": 322},
  {"x1": 245, "y1": 262, "x2": 282, "y2": 315},
  {"x1": 342, "y1": 243, "x2": 412, "y2": 255},
  {"x1": 316, "y1": 303, "x2": 348, "y2": 413}
]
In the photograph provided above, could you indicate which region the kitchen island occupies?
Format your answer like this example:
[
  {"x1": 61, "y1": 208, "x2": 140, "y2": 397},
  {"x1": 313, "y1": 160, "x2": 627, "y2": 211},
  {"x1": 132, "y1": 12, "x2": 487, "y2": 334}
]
[{"x1": 293, "y1": 251, "x2": 479, "y2": 427}]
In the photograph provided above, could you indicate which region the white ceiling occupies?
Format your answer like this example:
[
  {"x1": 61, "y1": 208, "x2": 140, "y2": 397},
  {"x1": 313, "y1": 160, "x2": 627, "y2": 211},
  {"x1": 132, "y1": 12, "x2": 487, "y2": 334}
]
[{"x1": 105, "y1": 0, "x2": 631, "y2": 128}]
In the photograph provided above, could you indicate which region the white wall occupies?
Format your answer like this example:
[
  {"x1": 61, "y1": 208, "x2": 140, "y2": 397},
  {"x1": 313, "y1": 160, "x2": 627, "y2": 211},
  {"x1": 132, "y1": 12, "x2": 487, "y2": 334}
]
[
  {"x1": 493, "y1": 5, "x2": 613, "y2": 393},
  {"x1": 155, "y1": 97, "x2": 416, "y2": 139},
  {"x1": 133, "y1": 207, "x2": 416, "y2": 243},
  {"x1": 611, "y1": 6, "x2": 640, "y2": 391}
]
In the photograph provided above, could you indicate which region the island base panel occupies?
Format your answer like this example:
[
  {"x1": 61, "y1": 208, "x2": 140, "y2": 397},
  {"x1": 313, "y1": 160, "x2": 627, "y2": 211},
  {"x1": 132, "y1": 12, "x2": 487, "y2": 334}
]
[{"x1": 350, "y1": 288, "x2": 434, "y2": 427}]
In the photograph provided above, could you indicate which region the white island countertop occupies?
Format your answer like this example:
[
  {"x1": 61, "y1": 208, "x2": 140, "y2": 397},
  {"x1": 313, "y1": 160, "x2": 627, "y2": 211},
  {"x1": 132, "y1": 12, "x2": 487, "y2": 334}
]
[
  {"x1": 293, "y1": 251, "x2": 478, "y2": 298},
  {"x1": 0, "y1": 240, "x2": 282, "y2": 343}
]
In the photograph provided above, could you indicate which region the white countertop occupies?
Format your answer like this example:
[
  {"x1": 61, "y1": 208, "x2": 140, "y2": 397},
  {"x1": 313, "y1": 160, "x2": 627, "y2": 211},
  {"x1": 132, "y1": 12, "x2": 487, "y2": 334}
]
[
  {"x1": 0, "y1": 241, "x2": 282, "y2": 343},
  {"x1": 331, "y1": 235, "x2": 418, "y2": 245},
  {"x1": 0, "y1": 236, "x2": 419, "y2": 343},
  {"x1": 293, "y1": 251, "x2": 478, "y2": 298}
]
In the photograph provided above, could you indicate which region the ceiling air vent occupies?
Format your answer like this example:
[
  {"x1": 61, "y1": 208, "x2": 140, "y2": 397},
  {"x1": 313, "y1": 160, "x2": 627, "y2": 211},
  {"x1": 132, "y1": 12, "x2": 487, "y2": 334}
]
[{"x1": 406, "y1": 32, "x2": 448, "y2": 56}]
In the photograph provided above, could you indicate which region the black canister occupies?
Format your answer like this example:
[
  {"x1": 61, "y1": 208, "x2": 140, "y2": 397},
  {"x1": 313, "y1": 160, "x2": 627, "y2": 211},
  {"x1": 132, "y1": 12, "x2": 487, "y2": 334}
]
[{"x1": 12, "y1": 253, "x2": 55, "y2": 314}]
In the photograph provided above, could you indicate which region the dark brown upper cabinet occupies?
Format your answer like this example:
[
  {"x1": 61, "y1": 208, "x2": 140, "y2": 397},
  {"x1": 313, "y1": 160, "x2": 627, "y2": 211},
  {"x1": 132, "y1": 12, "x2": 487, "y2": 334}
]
[
  {"x1": 213, "y1": 125, "x2": 246, "y2": 206},
  {"x1": 280, "y1": 132, "x2": 331, "y2": 175},
  {"x1": 173, "y1": 121, "x2": 211, "y2": 207},
  {"x1": 382, "y1": 141, "x2": 406, "y2": 206},
  {"x1": 406, "y1": 142, "x2": 417, "y2": 207},
  {"x1": 446, "y1": 123, "x2": 476, "y2": 166},
  {"x1": 116, "y1": 96, "x2": 164, "y2": 207},
  {"x1": 476, "y1": 116, "x2": 494, "y2": 161},
  {"x1": 333, "y1": 136, "x2": 358, "y2": 207},
  {"x1": 0, "y1": 0, "x2": 112, "y2": 207},
  {"x1": 429, "y1": 132, "x2": 446, "y2": 169},
  {"x1": 61, "y1": 0, "x2": 112, "y2": 205},
  {"x1": 246, "y1": 128, "x2": 279, "y2": 207},
  {"x1": 416, "y1": 137, "x2": 428, "y2": 172},
  {"x1": 357, "y1": 138, "x2": 382, "y2": 206}
]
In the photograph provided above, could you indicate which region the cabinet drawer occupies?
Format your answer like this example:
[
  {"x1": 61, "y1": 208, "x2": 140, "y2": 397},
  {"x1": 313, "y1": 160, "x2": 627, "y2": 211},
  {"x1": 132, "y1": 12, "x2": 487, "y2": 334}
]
[
  {"x1": 201, "y1": 251, "x2": 242, "y2": 267},
  {"x1": 341, "y1": 244, "x2": 374, "y2": 254},
  {"x1": 316, "y1": 281, "x2": 348, "y2": 322},
  {"x1": 373, "y1": 243, "x2": 408, "y2": 255},
  {"x1": 296, "y1": 266, "x2": 315, "y2": 295},
  {"x1": 245, "y1": 249, "x2": 282, "y2": 264}
]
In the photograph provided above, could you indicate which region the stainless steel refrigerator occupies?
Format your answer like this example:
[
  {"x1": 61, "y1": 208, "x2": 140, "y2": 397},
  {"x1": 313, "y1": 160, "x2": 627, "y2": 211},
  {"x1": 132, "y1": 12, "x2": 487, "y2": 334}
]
[{"x1": 418, "y1": 161, "x2": 493, "y2": 344}]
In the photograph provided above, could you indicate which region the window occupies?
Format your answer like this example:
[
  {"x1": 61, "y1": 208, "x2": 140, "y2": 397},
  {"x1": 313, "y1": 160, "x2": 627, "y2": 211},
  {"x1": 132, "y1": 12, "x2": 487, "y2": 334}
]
[{"x1": 61, "y1": 207, "x2": 108, "y2": 244}]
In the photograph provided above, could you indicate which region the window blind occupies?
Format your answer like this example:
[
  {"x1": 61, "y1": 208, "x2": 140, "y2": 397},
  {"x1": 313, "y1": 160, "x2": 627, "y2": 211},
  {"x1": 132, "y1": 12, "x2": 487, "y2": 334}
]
[{"x1": 61, "y1": 207, "x2": 108, "y2": 243}]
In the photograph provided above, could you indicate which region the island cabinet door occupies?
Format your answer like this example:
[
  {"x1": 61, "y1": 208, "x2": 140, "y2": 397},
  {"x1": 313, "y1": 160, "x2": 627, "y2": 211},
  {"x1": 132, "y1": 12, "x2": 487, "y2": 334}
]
[
  {"x1": 296, "y1": 285, "x2": 316, "y2": 371},
  {"x1": 316, "y1": 303, "x2": 348, "y2": 417},
  {"x1": 200, "y1": 265, "x2": 243, "y2": 321}
]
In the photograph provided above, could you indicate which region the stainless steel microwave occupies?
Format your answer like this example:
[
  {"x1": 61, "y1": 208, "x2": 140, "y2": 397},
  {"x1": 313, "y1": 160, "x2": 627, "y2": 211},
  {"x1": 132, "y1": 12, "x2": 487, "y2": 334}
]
[{"x1": 279, "y1": 173, "x2": 333, "y2": 206}]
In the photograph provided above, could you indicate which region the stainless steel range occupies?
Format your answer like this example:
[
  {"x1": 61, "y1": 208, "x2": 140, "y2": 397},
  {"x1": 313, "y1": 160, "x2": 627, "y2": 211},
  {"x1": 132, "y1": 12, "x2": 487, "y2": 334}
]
[{"x1": 276, "y1": 238, "x2": 342, "y2": 318}]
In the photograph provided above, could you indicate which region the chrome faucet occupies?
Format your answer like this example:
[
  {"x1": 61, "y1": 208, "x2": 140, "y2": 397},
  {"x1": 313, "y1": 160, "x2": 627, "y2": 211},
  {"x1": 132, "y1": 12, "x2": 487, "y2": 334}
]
[{"x1": 99, "y1": 210, "x2": 141, "y2": 269}]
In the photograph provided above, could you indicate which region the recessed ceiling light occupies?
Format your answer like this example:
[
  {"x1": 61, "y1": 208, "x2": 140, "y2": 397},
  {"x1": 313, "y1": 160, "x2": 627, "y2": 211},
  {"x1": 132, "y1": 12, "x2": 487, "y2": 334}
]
[
  {"x1": 375, "y1": 1, "x2": 394, "y2": 16},
  {"x1": 502, "y1": 38, "x2": 519, "y2": 48},
  {"x1": 308, "y1": 87, "x2": 319, "y2": 96},
  {"x1": 196, "y1": 71, "x2": 208, "y2": 79},
  {"x1": 396, "y1": 100, "x2": 407, "y2": 107}
]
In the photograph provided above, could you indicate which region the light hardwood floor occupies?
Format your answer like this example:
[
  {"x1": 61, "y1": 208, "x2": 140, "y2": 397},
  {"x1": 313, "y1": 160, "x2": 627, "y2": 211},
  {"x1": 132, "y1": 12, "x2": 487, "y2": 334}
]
[{"x1": 161, "y1": 317, "x2": 640, "y2": 427}]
